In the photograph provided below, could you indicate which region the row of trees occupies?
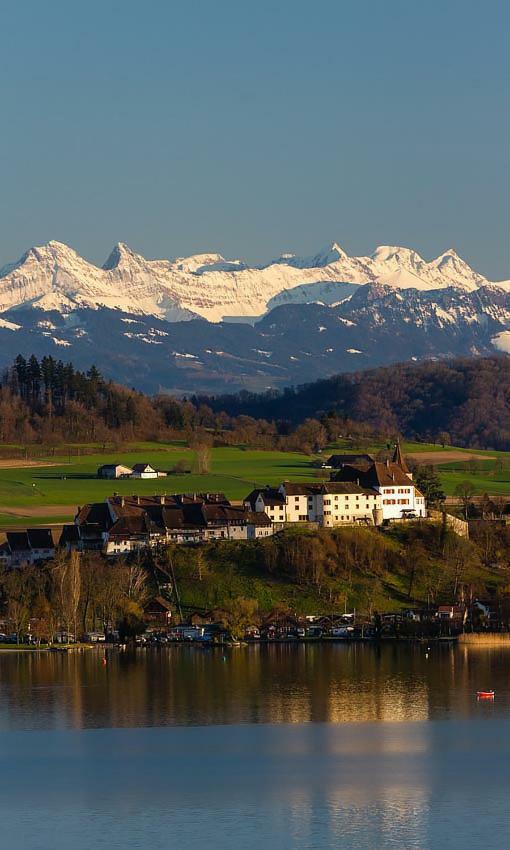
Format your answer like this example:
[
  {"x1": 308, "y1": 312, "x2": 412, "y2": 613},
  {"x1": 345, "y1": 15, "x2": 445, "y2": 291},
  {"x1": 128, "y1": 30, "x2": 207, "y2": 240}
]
[{"x1": 0, "y1": 552, "x2": 150, "y2": 643}]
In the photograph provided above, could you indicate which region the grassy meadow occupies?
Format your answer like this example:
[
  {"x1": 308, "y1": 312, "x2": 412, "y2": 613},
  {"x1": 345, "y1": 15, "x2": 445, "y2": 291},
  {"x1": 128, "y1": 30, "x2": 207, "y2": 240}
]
[{"x1": 0, "y1": 438, "x2": 509, "y2": 528}]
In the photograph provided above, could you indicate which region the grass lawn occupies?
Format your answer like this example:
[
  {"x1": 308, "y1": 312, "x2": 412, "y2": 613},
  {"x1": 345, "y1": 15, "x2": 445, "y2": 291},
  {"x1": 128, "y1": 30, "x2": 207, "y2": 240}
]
[
  {"x1": 0, "y1": 439, "x2": 510, "y2": 528},
  {"x1": 0, "y1": 444, "x2": 326, "y2": 523}
]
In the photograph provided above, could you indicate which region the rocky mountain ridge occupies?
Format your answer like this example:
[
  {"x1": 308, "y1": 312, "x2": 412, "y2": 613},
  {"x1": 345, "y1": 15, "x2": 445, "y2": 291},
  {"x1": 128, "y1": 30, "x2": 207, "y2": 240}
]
[{"x1": 1, "y1": 238, "x2": 508, "y2": 324}]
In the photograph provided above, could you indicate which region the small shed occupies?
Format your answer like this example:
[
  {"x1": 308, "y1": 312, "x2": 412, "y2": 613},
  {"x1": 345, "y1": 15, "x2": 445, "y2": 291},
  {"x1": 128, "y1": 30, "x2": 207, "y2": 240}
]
[{"x1": 144, "y1": 596, "x2": 173, "y2": 627}]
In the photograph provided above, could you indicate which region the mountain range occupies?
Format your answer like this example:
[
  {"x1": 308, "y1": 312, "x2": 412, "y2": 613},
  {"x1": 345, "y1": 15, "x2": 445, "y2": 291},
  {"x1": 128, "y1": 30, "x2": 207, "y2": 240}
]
[{"x1": 1, "y1": 239, "x2": 510, "y2": 393}]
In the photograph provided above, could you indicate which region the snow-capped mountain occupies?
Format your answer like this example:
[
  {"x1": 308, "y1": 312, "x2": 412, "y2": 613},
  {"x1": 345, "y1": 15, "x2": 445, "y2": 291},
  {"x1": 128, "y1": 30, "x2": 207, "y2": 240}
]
[
  {"x1": 1, "y1": 239, "x2": 508, "y2": 324},
  {"x1": 1, "y1": 238, "x2": 510, "y2": 393},
  {"x1": 0, "y1": 282, "x2": 510, "y2": 394}
]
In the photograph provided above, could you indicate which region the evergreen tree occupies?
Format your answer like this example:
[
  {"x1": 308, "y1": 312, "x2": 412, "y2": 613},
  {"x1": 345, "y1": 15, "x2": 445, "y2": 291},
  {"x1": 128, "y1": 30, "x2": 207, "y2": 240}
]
[{"x1": 414, "y1": 465, "x2": 445, "y2": 506}]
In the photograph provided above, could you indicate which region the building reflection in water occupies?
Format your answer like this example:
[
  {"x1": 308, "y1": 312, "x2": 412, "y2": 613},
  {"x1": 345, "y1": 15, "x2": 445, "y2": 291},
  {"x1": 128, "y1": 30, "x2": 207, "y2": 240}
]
[{"x1": 0, "y1": 642, "x2": 510, "y2": 730}]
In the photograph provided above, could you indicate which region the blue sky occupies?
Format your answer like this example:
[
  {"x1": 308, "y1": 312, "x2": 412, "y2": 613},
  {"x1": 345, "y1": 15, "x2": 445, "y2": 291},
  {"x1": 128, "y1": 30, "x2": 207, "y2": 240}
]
[{"x1": 1, "y1": 0, "x2": 510, "y2": 277}]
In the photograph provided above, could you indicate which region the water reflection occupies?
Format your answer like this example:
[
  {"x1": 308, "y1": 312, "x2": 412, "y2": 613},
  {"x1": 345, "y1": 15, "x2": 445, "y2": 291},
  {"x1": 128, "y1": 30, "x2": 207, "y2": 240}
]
[
  {"x1": 1, "y1": 721, "x2": 509, "y2": 849},
  {"x1": 0, "y1": 643, "x2": 509, "y2": 731}
]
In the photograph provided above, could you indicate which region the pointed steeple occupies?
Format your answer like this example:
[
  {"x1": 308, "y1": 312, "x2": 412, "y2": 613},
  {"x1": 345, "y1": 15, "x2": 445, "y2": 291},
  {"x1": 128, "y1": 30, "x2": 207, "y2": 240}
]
[{"x1": 392, "y1": 441, "x2": 411, "y2": 475}]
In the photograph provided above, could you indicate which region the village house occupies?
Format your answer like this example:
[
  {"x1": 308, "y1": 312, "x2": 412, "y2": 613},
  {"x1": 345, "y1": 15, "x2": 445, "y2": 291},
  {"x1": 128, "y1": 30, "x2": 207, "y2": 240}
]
[
  {"x1": 97, "y1": 463, "x2": 133, "y2": 479},
  {"x1": 144, "y1": 596, "x2": 173, "y2": 628},
  {"x1": 243, "y1": 487, "x2": 287, "y2": 524},
  {"x1": 130, "y1": 463, "x2": 163, "y2": 479},
  {"x1": 0, "y1": 528, "x2": 56, "y2": 568},
  {"x1": 315, "y1": 482, "x2": 382, "y2": 527},
  {"x1": 61, "y1": 491, "x2": 273, "y2": 555}
]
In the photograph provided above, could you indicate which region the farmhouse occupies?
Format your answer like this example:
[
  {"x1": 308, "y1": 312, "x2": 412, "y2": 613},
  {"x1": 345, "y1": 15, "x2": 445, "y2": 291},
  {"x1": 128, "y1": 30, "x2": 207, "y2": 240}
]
[
  {"x1": 130, "y1": 463, "x2": 161, "y2": 479},
  {"x1": 97, "y1": 463, "x2": 133, "y2": 479}
]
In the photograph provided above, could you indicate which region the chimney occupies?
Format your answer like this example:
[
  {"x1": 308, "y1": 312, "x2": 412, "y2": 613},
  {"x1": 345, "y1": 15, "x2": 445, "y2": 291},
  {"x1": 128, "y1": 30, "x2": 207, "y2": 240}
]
[
  {"x1": 121, "y1": 496, "x2": 125, "y2": 508},
  {"x1": 136, "y1": 495, "x2": 141, "y2": 505},
  {"x1": 386, "y1": 459, "x2": 390, "y2": 468},
  {"x1": 159, "y1": 494, "x2": 165, "y2": 505}
]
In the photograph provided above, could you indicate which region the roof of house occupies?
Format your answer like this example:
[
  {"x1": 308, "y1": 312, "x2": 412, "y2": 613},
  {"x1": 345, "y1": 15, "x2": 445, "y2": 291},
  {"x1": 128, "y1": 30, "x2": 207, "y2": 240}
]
[
  {"x1": 76, "y1": 502, "x2": 112, "y2": 529},
  {"x1": 328, "y1": 453, "x2": 374, "y2": 469},
  {"x1": 27, "y1": 528, "x2": 55, "y2": 549},
  {"x1": 131, "y1": 463, "x2": 156, "y2": 473},
  {"x1": 6, "y1": 531, "x2": 30, "y2": 552},
  {"x1": 392, "y1": 442, "x2": 410, "y2": 473},
  {"x1": 244, "y1": 488, "x2": 285, "y2": 508},
  {"x1": 334, "y1": 461, "x2": 414, "y2": 489},
  {"x1": 161, "y1": 506, "x2": 205, "y2": 531},
  {"x1": 145, "y1": 596, "x2": 173, "y2": 612},
  {"x1": 281, "y1": 482, "x2": 323, "y2": 497},
  {"x1": 59, "y1": 524, "x2": 81, "y2": 544},
  {"x1": 245, "y1": 510, "x2": 272, "y2": 526},
  {"x1": 108, "y1": 515, "x2": 152, "y2": 538},
  {"x1": 321, "y1": 482, "x2": 378, "y2": 497}
]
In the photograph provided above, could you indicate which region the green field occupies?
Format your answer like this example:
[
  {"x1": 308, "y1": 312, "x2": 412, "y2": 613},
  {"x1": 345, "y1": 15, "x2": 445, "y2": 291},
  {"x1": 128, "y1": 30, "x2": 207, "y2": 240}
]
[
  {"x1": 1, "y1": 439, "x2": 510, "y2": 528},
  {"x1": 0, "y1": 445, "x2": 326, "y2": 525}
]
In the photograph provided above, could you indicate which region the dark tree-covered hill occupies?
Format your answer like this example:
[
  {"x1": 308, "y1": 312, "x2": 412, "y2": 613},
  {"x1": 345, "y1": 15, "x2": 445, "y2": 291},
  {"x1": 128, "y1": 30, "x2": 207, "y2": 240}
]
[{"x1": 198, "y1": 356, "x2": 510, "y2": 450}]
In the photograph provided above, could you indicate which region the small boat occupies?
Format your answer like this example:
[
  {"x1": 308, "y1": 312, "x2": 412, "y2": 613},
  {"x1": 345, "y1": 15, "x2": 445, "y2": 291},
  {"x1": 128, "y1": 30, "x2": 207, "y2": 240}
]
[{"x1": 477, "y1": 690, "x2": 495, "y2": 700}]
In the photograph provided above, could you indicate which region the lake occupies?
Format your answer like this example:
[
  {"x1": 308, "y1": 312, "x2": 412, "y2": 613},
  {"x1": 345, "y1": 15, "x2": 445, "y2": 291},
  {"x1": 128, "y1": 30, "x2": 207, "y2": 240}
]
[{"x1": 0, "y1": 643, "x2": 509, "y2": 849}]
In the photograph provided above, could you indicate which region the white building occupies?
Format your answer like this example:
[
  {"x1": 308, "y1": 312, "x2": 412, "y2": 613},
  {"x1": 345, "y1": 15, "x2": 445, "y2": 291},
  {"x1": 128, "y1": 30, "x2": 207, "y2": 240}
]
[
  {"x1": 314, "y1": 482, "x2": 382, "y2": 527},
  {"x1": 130, "y1": 463, "x2": 160, "y2": 479},
  {"x1": 331, "y1": 445, "x2": 425, "y2": 521},
  {"x1": 246, "y1": 481, "x2": 383, "y2": 527},
  {"x1": 244, "y1": 488, "x2": 287, "y2": 524},
  {"x1": 246, "y1": 445, "x2": 425, "y2": 527}
]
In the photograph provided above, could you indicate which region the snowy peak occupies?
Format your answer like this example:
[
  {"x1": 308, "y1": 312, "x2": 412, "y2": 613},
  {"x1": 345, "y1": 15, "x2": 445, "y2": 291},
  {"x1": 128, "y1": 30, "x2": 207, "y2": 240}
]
[
  {"x1": 0, "y1": 237, "x2": 505, "y2": 323},
  {"x1": 271, "y1": 241, "x2": 348, "y2": 269},
  {"x1": 102, "y1": 242, "x2": 141, "y2": 270}
]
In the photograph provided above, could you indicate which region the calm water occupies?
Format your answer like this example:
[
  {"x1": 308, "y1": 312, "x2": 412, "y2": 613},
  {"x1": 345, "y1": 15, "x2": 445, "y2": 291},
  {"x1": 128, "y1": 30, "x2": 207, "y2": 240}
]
[{"x1": 1, "y1": 643, "x2": 509, "y2": 849}]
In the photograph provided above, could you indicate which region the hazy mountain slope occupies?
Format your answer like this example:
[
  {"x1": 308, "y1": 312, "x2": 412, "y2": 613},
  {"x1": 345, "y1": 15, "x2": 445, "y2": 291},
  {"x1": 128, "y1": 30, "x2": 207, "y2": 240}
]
[{"x1": 0, "y1": 284, "x2": 509, "y2": 394}]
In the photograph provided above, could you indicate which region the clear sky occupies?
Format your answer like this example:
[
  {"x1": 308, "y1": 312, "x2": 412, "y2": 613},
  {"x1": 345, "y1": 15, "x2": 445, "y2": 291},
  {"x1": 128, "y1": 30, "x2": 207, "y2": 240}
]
[{"x1": 1, "y1": 0, "x2": 510, "y2": 278}]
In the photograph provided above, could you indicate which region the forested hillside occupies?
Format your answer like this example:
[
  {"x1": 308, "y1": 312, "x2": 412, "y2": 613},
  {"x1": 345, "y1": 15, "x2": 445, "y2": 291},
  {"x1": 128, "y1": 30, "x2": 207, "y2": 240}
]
[
  {"x1": 200, "y1": 356, "x2": 510, "y2": 450},
  {"x1": 4, "y1": 354, "x2": 510, "y2": 452}
]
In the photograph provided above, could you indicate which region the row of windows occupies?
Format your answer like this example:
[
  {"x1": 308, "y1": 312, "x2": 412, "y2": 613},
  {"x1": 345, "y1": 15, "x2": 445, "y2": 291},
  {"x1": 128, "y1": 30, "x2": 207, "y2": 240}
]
[
  {"x1": 324, "y1": 515, "x2": 355, "y2": 521},
  {"x1": 383, "y1": 498, "x2": 410, "y2": 505}
]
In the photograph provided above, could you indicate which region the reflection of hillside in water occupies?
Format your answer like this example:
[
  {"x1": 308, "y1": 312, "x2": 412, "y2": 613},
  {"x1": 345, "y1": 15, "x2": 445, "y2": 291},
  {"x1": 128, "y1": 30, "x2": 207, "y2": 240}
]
[{"x1": 1, "y1": 643, "x2": 510, "y2": 730}]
